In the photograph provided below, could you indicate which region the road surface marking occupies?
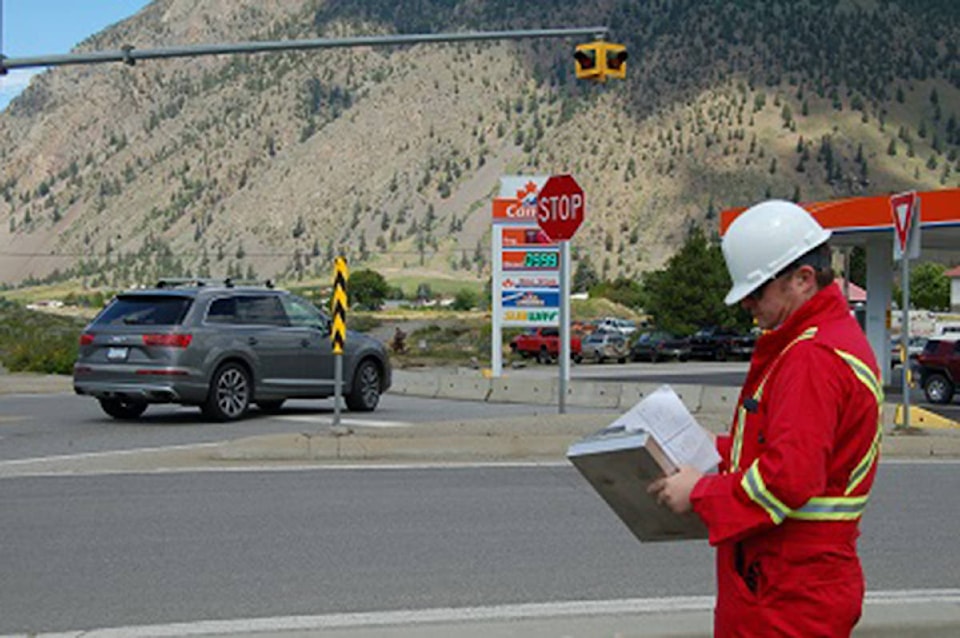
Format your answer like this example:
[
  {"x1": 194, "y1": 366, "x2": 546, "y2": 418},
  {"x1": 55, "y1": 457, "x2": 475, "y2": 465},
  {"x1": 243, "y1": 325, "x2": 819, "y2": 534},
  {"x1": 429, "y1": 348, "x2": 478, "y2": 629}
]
[
  {"x1": 6, "y1": 590, "x2": 960, "y2": 638},
  {"x1": 275, "y1": 414, "x2": 408, "y2": 427}
]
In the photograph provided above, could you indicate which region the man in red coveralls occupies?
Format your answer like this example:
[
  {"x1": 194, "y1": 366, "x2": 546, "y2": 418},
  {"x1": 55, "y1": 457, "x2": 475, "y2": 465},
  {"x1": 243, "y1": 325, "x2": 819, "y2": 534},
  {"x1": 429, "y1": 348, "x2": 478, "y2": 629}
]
[{"x1": 649, "y1": 200, "x2": 882, "y2": 637}]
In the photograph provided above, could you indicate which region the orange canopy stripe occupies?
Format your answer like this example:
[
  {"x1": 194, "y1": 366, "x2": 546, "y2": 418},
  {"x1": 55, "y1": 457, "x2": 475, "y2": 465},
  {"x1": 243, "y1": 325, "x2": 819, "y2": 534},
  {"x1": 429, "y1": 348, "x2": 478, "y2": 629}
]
[{"x1": 719, "y1": 188, "x2": 960, "y2": 235}]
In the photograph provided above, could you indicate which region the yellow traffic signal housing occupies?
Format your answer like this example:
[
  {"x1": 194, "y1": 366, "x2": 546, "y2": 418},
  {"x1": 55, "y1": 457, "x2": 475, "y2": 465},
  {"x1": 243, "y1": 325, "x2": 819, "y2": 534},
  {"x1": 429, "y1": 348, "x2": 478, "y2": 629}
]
[
  {"x1": 574, "y1": 42, "x2": 603, "y2": 81},
  {"x1": 574, "y1": 41, "x2": 628, "y2": 82},
  {"x1": 604, "y1": 43, "x2": 628, "y2": 80}
]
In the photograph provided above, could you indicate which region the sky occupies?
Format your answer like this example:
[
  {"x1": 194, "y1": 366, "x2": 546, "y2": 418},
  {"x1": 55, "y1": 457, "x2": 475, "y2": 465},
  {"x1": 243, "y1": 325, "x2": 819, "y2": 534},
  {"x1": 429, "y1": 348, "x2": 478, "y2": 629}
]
[{"x1": 1, "y1": 0, "x2": 151, "y2": 110}]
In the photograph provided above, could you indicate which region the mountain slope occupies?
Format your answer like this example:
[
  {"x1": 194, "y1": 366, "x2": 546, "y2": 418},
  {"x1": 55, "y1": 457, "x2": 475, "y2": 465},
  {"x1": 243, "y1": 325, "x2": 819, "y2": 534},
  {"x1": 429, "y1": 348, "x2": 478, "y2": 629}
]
[{"x1": 1, "y1": 0, "x2": 958, "y2": 289}]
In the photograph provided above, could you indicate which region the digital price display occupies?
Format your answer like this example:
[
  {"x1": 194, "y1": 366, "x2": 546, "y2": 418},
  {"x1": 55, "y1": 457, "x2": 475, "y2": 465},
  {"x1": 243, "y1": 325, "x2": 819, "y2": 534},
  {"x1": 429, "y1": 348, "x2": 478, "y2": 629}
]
[
  {"x1": 502, "y1": 250, "x2": 560, "y2": 271},
  {"x1": 524, "y1": 251, "x2": 559, "y2": 269}
]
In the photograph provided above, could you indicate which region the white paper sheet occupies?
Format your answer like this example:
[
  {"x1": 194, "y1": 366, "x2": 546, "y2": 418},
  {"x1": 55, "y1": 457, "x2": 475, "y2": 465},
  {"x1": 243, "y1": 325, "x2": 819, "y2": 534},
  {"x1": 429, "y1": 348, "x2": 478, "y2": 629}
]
[{"x1": 609, "y1": 385, "x2": 720, "y2": 473}]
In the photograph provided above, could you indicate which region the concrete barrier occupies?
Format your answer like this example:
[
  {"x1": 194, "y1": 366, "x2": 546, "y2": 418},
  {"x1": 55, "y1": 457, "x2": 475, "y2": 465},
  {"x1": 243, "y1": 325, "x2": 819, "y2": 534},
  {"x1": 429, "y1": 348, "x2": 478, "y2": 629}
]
[
  {"x1": 618, "y1": 382, "x2": 678, "y2": 410},
  {"x1": 488, "y1": 377, "x2": 556, "y2": 405},
  {"x1": 700, "y1": 385, "x2": 741, "y2": 414},
  {"x1": 435, "y1": 374, "x2": 492, "y2": 401},
  {"x1": 564, "y1": 380, "x2": 623, "y2": 408},
  {"x1": 389, "y1": 370, "x2": 440, "y2": 398}
]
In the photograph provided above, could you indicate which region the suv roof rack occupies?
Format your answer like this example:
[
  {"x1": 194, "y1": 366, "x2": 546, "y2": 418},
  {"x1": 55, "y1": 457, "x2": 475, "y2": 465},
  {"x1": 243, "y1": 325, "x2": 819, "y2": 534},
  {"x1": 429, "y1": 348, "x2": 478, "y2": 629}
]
[{"x1": 155, "y1": 278, "x2": 275, "y2": 289}]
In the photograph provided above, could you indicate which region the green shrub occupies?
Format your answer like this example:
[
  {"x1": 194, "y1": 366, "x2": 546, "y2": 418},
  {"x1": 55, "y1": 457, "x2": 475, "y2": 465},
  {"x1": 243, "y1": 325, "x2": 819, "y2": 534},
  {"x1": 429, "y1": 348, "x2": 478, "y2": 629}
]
[{"x1": 0, "y1": 298, "x2": 85, "y2": 375}]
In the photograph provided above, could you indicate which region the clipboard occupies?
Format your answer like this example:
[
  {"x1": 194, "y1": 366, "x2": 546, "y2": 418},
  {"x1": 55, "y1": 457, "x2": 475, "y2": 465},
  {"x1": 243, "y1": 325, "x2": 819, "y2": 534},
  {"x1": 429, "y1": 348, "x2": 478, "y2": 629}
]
[{"x1": 567, "y1": 425, "x2": 708, "y2": 543}]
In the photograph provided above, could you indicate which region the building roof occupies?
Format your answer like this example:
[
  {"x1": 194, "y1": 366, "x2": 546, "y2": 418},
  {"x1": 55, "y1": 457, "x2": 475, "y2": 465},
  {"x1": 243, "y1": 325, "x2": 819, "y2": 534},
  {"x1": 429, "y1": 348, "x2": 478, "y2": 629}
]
[
  {"x1": 945, "y1": 265, "x2": 960, "y2": 278},
  {"x1": 835, "y1": 278, "x2": 866, "y2": 302}
]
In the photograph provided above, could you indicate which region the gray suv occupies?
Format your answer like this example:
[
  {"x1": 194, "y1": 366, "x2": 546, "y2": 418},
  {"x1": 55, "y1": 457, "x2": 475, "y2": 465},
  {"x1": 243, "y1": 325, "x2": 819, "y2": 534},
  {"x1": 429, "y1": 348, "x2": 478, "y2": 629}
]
[{"x1": 73, "y1": 280, "x2": 391, "y2": 421}]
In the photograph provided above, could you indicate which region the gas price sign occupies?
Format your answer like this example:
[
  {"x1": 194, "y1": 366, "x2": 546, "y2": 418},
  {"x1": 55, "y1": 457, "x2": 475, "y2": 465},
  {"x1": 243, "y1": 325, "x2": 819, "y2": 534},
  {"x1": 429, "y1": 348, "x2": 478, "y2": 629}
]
[{"x1": 502, "y1": 249, "x2": 560, "y2": 271}]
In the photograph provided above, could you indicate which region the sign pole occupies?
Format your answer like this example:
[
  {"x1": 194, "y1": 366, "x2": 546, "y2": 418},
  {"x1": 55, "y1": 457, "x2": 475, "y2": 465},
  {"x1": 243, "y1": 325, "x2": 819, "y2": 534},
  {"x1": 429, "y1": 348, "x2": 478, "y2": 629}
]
[
  {"x1": 890, "y1": 191, "x2": 918, "y2": 430},
  {"x1": 559, "y1": 240, "x2": 571, "y2": 414},
  {"x1": 535, "y1": 174, "x2": 585, "y2": 414},
  {"x1": 331, "y1": 256, "x2": 349, "y2": 427},
  {"x1": 901, "y1": 245, "x2": 910, "y2": 429}
]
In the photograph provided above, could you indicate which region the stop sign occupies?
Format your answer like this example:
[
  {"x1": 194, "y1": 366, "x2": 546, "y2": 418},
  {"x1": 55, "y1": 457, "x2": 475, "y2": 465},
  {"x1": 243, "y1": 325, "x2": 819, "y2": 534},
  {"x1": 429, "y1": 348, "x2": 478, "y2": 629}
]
[{"x1": 536, "y1": 174, "x2": 585, "y2": 241}]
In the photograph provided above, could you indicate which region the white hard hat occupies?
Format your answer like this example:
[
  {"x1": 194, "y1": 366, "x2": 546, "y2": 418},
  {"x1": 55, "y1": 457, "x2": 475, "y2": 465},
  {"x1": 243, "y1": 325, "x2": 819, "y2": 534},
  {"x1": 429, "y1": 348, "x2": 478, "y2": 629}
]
[{"x1": 722, "y1": 200, "x2": 832, "y2": 305}]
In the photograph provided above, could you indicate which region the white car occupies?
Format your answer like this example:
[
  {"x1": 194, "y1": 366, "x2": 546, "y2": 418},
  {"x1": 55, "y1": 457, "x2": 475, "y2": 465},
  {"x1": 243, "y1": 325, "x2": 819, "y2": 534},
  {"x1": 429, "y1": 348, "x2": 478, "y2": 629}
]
[{"x1": 596, "y1": 317, "x2": 637, "y2": 336}]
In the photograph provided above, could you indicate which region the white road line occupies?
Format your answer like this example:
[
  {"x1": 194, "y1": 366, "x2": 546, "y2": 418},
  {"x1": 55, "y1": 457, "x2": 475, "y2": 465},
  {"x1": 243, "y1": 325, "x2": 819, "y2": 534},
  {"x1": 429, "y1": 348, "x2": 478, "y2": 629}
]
[
  {"x1": 0, "y1": 442, "x2": 220, "y2": 467},
  {"x1": 5, "y1": 590, "x2": 959, "y2": 638},
  {"x1": 275, "y1": 414, "x2": 409, "y2": 427}
]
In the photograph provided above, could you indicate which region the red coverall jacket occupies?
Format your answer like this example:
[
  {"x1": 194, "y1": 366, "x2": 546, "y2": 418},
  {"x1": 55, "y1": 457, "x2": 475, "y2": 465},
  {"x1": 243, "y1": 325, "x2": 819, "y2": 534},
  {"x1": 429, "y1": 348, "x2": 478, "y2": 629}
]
[{"x1": 690, "y1": 284, "x2": 883, "y2": 637}]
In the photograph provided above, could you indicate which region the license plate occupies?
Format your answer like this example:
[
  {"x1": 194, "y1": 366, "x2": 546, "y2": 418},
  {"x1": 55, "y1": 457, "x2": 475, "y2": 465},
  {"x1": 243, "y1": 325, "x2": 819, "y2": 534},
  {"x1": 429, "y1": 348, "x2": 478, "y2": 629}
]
[{"x1": 106, "y1": 347, "x2": 129, "y2": 361}]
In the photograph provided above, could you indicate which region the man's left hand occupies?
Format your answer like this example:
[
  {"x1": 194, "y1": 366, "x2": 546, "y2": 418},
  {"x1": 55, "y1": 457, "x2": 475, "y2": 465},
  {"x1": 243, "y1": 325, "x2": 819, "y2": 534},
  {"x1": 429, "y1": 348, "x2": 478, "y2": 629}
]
[{"x1": 647, "y1": 465, "x2": 703, "y2": 514}]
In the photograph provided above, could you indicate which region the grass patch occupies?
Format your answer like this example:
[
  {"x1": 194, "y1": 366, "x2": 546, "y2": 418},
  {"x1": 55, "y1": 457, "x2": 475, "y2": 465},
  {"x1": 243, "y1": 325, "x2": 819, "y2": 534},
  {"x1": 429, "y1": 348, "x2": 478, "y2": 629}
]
[{"x1": 0, "y1": 298, "x2": 87, "y2": 374}]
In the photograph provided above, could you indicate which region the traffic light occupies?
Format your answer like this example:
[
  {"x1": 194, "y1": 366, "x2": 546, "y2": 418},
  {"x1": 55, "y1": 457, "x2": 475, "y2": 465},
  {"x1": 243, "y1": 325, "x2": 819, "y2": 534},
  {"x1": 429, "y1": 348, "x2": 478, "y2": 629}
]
[
  {"x1": 574, "y1": 43, "x2": 601, "y2": 81},
  {"x1": 574, "y1": 41, "x2": 628, "y2": 82},
  {"x1": 604, "y1": 43, "x2": 628, "y2": 80}
]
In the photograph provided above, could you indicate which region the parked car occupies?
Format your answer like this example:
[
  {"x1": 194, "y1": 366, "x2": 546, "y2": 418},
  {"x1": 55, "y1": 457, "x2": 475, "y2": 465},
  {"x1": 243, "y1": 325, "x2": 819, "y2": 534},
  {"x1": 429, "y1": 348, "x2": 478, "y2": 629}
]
[
  {"x1": 688, "y1": 326, "x2": 755, "y2": 361},
  {"x1": 581, "y1": 331, "x2": 629, "y2": 363},
  {"x1": 914, "y1": 338, "x2": 960, "y2": 404},
  {"x1": 630, "y1": 331, "x2": 691, "y2": 362},
  {"x1": 73, "y1": 279, "x2": 392, "y2": 421},
  {"x1": 509, "y1": 327, "x2": 583, "y2": 364},
  {"x1": 594, "y1": 317, "x2": 638, "y2": 336}
]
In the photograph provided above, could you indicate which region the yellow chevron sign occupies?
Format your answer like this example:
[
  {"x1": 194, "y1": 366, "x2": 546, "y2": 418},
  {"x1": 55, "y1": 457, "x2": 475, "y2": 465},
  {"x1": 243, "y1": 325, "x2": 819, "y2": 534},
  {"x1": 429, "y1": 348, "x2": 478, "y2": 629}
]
[{"x1": 331, "y1": 256, "x2": 348, "y2": 354}]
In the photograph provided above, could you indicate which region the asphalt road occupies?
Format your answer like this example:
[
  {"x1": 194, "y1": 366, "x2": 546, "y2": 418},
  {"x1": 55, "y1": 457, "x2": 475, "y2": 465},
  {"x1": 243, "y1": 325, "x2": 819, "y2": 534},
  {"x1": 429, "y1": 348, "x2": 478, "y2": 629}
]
[
  {"x1": 0, "y1": 392, "x2": 617, "y2": 462},
  {"x1": 1, "y1": 462, "x2": 958, "y2": 635}
]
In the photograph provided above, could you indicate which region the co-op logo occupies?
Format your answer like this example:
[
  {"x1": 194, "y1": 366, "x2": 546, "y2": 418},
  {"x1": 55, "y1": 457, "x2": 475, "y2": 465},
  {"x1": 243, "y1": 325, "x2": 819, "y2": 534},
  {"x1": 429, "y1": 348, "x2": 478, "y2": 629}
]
[{"x1": 504, "y1": 181, "x2": 541, "y2": 219}]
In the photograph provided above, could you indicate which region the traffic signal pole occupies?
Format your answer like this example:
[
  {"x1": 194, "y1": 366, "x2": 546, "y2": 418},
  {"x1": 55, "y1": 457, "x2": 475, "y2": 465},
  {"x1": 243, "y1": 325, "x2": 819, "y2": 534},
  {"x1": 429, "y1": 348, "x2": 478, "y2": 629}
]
[{"x1": 0, "y1": 27, "x2": 609, "y2": 72}]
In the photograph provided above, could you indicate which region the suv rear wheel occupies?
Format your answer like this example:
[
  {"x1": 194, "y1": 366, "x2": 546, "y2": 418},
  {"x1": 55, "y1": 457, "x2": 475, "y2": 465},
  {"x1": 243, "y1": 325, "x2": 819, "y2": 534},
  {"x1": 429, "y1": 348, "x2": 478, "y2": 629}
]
[
  {"x1": 99, "y1": 398, "x2": 148, "y2": 420},
  {"x1": 923, "y1": 373, "x2": 955, "y2": 405},
  {"x1": 346, "y1": 360, "x2": 381, "y2": 412},
  {"x1": 203, "y1": 362, "x2": 251, "y2": 421}
]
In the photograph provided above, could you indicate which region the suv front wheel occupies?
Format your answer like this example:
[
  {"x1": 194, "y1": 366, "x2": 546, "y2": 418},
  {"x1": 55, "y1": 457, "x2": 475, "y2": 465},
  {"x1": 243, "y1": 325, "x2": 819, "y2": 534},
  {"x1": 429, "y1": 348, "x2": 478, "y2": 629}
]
[
  {"x1": 203, "y1": 362, "x2": 251, "y2": 421},
  {"x1": 923, "y1": 373, "x2": 955, "y2": 405},
  {"x1": 346, "y1": 360, "x2": 381, "y2": 412}
]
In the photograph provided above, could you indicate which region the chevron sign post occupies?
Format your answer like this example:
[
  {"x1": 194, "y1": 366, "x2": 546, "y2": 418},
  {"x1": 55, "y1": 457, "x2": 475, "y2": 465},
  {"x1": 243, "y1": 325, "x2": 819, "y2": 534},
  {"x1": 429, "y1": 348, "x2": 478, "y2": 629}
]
[
  {"x1": 331, "y1": 256, "x2": 349, "y2": 426},
  {"x1": 331, "y1": 257, "x2": 349, "y2": 354}
]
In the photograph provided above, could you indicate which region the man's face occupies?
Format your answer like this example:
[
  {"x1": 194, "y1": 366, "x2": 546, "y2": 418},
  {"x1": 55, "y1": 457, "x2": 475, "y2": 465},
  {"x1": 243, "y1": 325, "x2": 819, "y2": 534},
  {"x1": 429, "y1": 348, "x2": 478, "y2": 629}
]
[{"x1": 739, "y1": 266, "x2": 816, "y2": 330}]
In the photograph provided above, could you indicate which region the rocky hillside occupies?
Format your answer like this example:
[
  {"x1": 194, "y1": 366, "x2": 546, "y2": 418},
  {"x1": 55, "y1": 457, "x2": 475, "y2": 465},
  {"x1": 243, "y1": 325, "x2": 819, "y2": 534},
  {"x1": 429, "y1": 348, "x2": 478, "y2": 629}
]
[{"x1": 1, "y1": 0, "x2": 959, "y2": 290}]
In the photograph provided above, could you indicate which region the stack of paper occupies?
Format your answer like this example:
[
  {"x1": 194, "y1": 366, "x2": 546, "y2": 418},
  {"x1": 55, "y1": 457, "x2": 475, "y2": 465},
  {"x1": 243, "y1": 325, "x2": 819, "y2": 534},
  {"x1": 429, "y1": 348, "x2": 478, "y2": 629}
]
[{"x1": 567, "y1": 385, "x2": 720, "y2": 543}]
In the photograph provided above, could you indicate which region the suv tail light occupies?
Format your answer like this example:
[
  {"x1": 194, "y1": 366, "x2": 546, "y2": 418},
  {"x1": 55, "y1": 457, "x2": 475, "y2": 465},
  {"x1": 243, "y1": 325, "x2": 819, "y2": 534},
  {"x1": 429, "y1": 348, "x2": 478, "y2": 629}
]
[
  {"x1": 79, "y1": 333, "x2": 95, "y2": 346},
  {"x1": 142, "y1": 334, "x2": 192, "y2": 348}
]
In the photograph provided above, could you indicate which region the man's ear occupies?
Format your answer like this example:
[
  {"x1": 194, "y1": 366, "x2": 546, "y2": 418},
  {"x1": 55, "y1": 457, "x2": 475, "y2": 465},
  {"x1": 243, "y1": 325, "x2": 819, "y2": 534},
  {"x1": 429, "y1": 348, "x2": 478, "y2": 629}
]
[{"x1": 794, "y1": 265, "x2": 818, "y2": 294}]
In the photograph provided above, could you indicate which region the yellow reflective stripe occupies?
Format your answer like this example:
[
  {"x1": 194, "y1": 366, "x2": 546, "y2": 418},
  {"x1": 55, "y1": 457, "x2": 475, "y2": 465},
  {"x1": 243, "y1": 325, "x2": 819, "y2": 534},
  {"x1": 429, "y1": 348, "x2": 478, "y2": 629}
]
[
  {"x1": 832, "y1": 349, "x2": 883, "y2": 495},
  {"x1": 741, "y1": 461, "x2": 791, "y2": 524},
  {"x1": 847, "y1": 419, "x2": 882, "y2": 495},
  {"x1": 834, "y1": 349, "x2": 884, "y2": 404},
  {"x1": 731, "y1": 327, "x2": 817, "y2": 472},
  {"x1": 743, "y1": 462, "x2": 871, "y2": 523},
  {"x1": 789, "y1": 495, "x2": 869, "y2": 521},
  {"x1": 731, "y1": 407, "x2": 746, "y2": 471}
]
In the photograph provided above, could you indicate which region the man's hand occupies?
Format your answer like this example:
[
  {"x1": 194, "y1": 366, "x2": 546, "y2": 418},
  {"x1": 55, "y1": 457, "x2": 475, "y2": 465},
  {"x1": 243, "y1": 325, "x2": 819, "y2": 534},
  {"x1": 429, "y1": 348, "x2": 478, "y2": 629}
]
[{"x1": 647, "y1": 465, "x2": 703, "y2": 514}]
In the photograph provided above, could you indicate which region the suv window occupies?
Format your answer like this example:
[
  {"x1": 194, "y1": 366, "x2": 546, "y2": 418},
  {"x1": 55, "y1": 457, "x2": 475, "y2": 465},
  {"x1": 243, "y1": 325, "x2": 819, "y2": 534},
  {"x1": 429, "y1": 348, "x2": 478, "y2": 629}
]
[
  {"x1": 95, "y1": 295, "x2": 193, "y2": 326},
  {"x1": 207, "y1": 295, "x2": 288, "y2": 326},
  {"x1": 236, "y1": 296, "x2": 288, "y2": 326},
  {"x1": 206, "y1": 297, "x2": 237, "y2": 324},
  {"x1": 281, "y1": 295, "x2": 327, "y2": 329}
]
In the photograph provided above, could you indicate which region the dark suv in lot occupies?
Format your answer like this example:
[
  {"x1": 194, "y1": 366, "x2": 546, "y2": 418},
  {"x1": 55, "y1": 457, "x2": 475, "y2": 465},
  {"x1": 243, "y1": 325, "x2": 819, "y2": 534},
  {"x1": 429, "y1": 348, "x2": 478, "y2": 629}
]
[
  {"x1": 915, "y1": 338, "x2": 960, "y2": 404},
  {"x1": 73, "y1": 279, "x2": 391, "y2": 421},
  {"x1": 688, "y1": 326, "x2": 756, "y2": 361}
]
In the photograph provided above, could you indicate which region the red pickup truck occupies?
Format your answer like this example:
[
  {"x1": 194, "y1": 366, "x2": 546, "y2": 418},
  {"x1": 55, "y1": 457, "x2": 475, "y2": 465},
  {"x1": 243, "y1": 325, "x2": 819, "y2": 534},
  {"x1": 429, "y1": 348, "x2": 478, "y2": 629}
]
[{"x1": 510, "y1": 328, "x2": 583, "y2": 364}]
